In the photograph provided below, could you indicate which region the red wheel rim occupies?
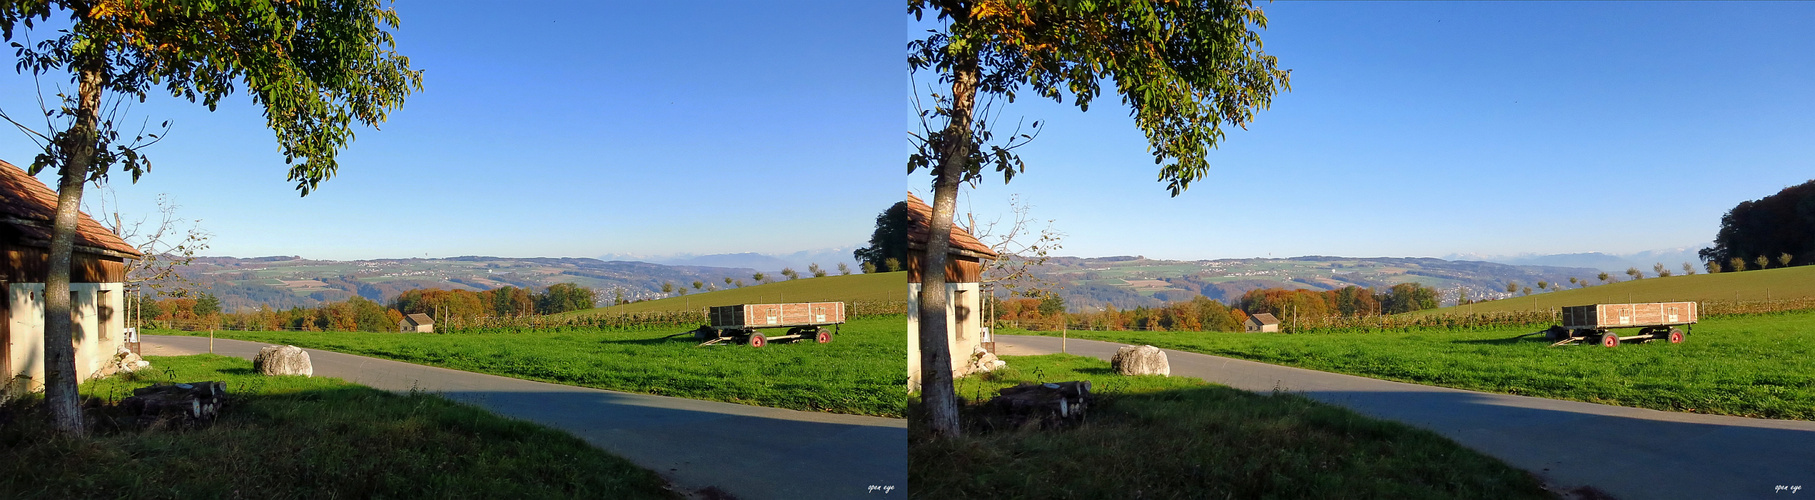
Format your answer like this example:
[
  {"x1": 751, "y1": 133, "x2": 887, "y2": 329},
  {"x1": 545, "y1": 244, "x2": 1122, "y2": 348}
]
[
  {"x1": 1603, "y1": 335, "x2": 1618, "y2": 347},
  {"x1": 817, "y1": 331, "x2": 831, "y2": 343},
  {"x1": 1669, "y1": 331, "x2": 1684, "y2": 343},
  {"x1": 750, "y1": 336, "x2": 765, "y2": 347}
]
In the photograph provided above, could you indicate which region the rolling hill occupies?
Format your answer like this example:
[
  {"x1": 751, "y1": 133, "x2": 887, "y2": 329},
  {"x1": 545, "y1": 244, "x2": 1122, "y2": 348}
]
[
  {"x1": 1423, "y1": 265, "x2": 1815, "y2": 315},
  {"x1": 564, "y1": 271, "x2": 907, "y2": 315}
]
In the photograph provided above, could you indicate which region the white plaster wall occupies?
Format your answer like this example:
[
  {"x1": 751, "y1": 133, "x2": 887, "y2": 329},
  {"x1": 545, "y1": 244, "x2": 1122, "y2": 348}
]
[
  {"x1": 7, "y1": 282, "x2": 124, "y2": 390},
  {"x1": 906, "y1": 282, "x2": 984, "y2": 391}
]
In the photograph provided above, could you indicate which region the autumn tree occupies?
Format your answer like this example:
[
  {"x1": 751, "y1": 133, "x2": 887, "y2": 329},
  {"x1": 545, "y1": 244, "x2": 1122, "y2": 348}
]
[
  {"x1": 1755, "y1": 255, "x2": 1769, "y2": 270},
  {"x1": 837, "y1": 262, "x2": 851, "y2": 275},
  {"x1": 1681, "y1": 262, "x2": 1696, "y2": 275},
  {"x1": 808, "y1": 263, "x2": 826, "y2": 277},
  {"x1": 1626, "y1": 267, "x2": 1643, "y2": 280},
  {"x1": 1706, "y1": 260, "x2": 1721, "y2": 273},
  {"x1": 908, "y1": 0, "x2": 1286, "y2": 437},
  {"x1": 1779, "y1": 253, "x2": 1793, "y2": 267},
  {"x1": 0, "y1": 0, "x2": 420, "y2": 435},
  {"x1": 780, "y1": 267, "x2": 798, "y2": 280},
  {"x1": 1730, "y1": 257, "x2": 1747, "y2": 272},
  {"x1": 1654, "y1": 263, "x2": 1671, "y2": 277},
  {"x1": 1505, "y1": 282, "x2": 1518, "y2": 294}
]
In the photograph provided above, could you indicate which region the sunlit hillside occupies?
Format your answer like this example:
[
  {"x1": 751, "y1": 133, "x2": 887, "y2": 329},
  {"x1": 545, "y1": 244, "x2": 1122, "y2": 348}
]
[
  {"x1": 1423, "y1": 265, "x2": 1815, "y2": 314},
  {"x1": 564, "y1": 271, "x2": 906, "y2": 315}
]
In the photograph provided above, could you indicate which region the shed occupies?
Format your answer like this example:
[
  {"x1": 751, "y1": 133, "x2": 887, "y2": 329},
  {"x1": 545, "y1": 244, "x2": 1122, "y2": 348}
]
[
  {"x1": 905, "y1": 193, "x2": 1000, "y2": 391},
  {"x1": 399, "y1": 313, "x2": 434, "y2": 333},
  {"x1": 1245, "y1": 313, "x2": 1280, "y2": 333},
  {"x1": 0, "y1": 159, "x2": 143, "y2": 395}
]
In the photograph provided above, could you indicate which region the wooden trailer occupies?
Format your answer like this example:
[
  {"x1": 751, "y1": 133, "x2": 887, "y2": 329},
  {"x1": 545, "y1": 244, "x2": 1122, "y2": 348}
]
[
  {"x1": 1545, "y1": 302, "x2": 1698, "y2": 347},
  {"x1": 692, "y1": 302, "x2": 845, "y2": 347}
]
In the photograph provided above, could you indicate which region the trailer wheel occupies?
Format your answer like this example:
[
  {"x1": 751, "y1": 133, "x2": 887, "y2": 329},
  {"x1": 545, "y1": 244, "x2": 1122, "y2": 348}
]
[
  {"x1": 815, "y1": 327, "x2": 833, "y2": 344},
  {"x1": 1667, "y1": 328, "x2": 1685, "y2": 344},
  {"x1": 1600, "y1": 332, "x2": 1620, "y2": 348},
  {"x1": 746, "y1": 333, "x2": 767, "y2": 347}
]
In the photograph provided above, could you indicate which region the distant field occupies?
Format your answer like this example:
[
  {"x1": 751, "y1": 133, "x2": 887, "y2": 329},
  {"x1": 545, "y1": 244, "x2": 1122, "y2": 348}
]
[
  {"x1": 156, "y1": 316, "x2": 906, "y2": 417},
  {"x1": 1010, "y1": 309, "x2": 1815, "y2": 420},
  {"x1": 912, "y1": 354, "x2": 1550, "y2": 499},
  {"x1": 567, "y1": 271, "x2": 905, "y2": 315},
  {"x1": 1428, "y1": 265, "x2": 1815, "y2": 315}
]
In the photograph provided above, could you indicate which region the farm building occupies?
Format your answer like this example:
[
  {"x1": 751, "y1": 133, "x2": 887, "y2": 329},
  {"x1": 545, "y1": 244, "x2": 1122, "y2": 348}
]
[
  {"x1": 1245, "y1": 312, "x2": 1280, "y2": 333},
  {"x1": 0, "y1": 159, "x2": 143, "y2": 395},
  {"x1": 905, "y1": 193, "x2": 999, "y2": 391},
  {"x1": 399, "y1": 313, "x2": 434, "y2": 333}
]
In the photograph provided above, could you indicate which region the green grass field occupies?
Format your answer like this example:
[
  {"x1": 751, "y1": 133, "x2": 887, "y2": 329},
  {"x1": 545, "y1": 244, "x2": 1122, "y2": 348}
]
[
  {"x1": 157, "y1": 316, "x2": 906, "y2": 417},
  {"x1": 1010, "y1": 310, "x2": 1815, "y2": 420},
  {"x1": 2, "y1": 354, "x2": 675, "y2": 499},
  {"x1": 565, "y1": 271, "x2": 906, "y2": 315},
  {"x1": 1431, "y1": 264, "x2": 1815, "y2": 315},
  {"x1": 911, "y1": 354, "x2": 1551, "y2": 499}
]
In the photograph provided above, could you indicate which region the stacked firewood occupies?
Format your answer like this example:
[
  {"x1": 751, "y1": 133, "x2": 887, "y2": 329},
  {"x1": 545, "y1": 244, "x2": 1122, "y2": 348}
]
[
  {"x1": 120, "y1": 382, "x2": 227, "y2": 426},
  {"x1": 986, "y1": 381, "x2": 1092, "y2": 428}
]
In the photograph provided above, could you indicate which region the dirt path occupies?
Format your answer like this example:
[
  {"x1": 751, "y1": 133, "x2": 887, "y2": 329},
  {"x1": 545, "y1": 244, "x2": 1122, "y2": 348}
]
[
  {"x1": 145, "y1": 335, "x2": 905, "y2": 500},
  {"x1": 999, "y1": 334, "x2": 1815, "y2": 500}
]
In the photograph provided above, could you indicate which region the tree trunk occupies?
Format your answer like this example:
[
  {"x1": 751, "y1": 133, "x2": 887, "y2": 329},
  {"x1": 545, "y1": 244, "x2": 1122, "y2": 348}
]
[
  {"x1": 916, "y1": 48, "x2": 980, "y2": 439},
  {"x1": 43, "y1": 49, "x2": 107, "y2": 437}
]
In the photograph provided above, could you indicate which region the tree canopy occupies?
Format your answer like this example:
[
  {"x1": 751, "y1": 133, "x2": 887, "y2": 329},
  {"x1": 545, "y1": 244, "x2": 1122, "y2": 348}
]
[
  {"x1": 1700, "y1": 179, "x2": 1815, "y2": 269},
  {"x1": 853, "y1": 201, "x2": 909, "y2": 273}
]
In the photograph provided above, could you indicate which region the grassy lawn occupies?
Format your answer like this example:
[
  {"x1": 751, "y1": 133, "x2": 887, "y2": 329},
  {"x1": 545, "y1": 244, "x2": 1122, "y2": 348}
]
[
  {"x1": 1011, "y1": 310, "x2": 1815, "y2": 420},
  {"x1": 1, "y1": 354, "x2": 675, "y2": 499},
  {"x1": 911, "y1": 354, "x2": 1552, "y2": 499},
  {"x1": 156, "y1": 316, "x2": 906, "y2": 418}
]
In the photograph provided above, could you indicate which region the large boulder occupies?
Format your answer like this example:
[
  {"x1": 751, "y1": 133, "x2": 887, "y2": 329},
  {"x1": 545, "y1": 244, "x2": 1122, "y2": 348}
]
[
  {"x1": 1111, "y1": 345, "x2": 1170, "y2": 376},
  {"x1": 254, "y1": 345, "x2": 313, "y2": 377},
  {"x1": 965, "y1": 344, "x2": 1007, "y2": 374}
]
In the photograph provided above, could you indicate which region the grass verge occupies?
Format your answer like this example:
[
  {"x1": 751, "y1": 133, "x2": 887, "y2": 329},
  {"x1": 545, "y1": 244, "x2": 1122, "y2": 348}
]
[
  {"x1": 0, "y1": 354, "x2": 675, "y2": 499},
  {"x1": 1012, "y1": 309, "x2": 1815, "y2": 420},
  {"x1": 910, "y1": 354, "x2": 1552, "y2": 499},
  {"x1": 156, "y1": 316, "x2": 907, "y2": 417}
]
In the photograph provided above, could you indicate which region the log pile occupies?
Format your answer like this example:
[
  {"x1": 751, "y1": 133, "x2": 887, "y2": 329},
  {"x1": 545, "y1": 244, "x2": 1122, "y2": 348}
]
[
  {"x1": 986, "y1": 381, "x2": 1092, "y2": 428},
  {"x1": 120, "y1": 382, "x2": 227, "y2": 426}
]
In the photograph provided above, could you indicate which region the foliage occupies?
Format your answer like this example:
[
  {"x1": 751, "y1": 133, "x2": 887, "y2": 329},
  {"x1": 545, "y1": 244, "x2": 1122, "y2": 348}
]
[
  {"x1": 1700, "y1": 179, "x2": 1815, "y2": 269},
  {"x1": 853, "y1": 201, "x2": 910, "y2": 274},
  {"x1": 156, "y1": 316, "x2": 908, "y2": 417},
  {"x1": 907, "y1": 0, "x2": 1291, "y2": 195},
  {"x1": 534, "y1": 282, "x2": 596, "y2": 314},
  {"x1": 1422, "y1": 264, "x2": 1815, "y2": 316},
  {"x1": 0, "y1": 354, "x2": 675, "y2": 499},
  {"x1": 911, "y1": 354, "x2": 1551, "y2": 499}
]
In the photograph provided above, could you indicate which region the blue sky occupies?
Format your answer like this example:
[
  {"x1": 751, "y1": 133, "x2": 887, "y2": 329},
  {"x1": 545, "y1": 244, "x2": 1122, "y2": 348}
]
[
  {"x1": 0, "y1": 1, "x2": 898, "y2": 260},
  {"x1": 912, "y1": 2, "x2": 1815, "y2": 261}
]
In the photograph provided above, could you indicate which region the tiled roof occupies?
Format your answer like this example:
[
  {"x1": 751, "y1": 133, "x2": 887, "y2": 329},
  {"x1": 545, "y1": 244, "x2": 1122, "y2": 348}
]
[
  {"x1": 1250, "y1": 313, "x2": 1280, "y2": 325},
  {"x1": 0, "y1": 159, "x2": 141, "y2": 257},
  {"x1": 906, "y1": 193, "x2": 998, "y2": 259},
  {"x1": 405, "y1": 313, "x2": 433, "y2": 325}
]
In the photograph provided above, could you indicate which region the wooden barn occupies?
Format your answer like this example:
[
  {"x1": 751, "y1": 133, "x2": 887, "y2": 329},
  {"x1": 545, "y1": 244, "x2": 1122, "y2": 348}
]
[
  {"x1": 905, "y1": 193, "x2": 999, "y2": 391},
  {"x1": 399, "y1": 313, "x2": 434, "y2": 333},
  {"x1": 1245, "y1": 312, "x2": 1280, "y2": 333},
  {"x1": 0, "y1": 159, "x2": 142, "y2": 394}
]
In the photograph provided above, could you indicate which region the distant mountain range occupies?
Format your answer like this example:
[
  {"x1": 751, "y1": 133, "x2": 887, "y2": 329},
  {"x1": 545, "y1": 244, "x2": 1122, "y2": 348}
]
[
  {"x1": 598, "y1": 246, "x2": 859, "y2": 273},
  {"x1": 1443, "y1": 247, "x2": 1707, "y2": 273}
]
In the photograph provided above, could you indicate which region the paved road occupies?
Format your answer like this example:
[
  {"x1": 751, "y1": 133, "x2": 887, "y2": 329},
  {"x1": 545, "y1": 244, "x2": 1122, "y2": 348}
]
[
  {"x1": 999, "y1": 334, "x2": 1815, "y2": 500},
  {"x1": 145, "y1": 335, "x2": 906, "y2": 500}
]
